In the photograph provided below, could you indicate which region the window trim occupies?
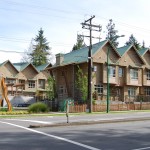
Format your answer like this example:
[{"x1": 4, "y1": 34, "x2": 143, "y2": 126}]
[
  {"x1": 94, "y1": 84, "x2": 103, "y2": 95},
  {"x1": 144, "y1": 88, "x2": 150, "y2": 96},
  {"x1": 130, "y1": 69, "x2": 138, "y2": 80},
  {"x1": 119, "y1": 67, "x2": 123, "y2": 77},
  {"x1": 109, "y1": 66, "x2": 116, "y2": 77},
  {"x1": 28, "y1": 81, "x2": 35, "y2": 88},
  {"x1": 128, "y1": 88, "x2": 136, "y2": 97},
  {"x1": 147, "y1": 70, "x2": 150, "y2": 80}
]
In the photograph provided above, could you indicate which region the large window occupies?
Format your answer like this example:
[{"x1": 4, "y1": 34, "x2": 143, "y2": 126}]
[
  {"x1": 38, "y1": 79, "x2": 45, "y2": 89},
  {"x1": 19, "y1": 80, "x2": 25, "y2": 84},
  {"x1": 119, "y1": 67, "x2": 123, "y2": 77},
  {"x1": 147, "y1": 70, "x2": 150, "y2": 80},
  {"x1": 5, "y1": 78, "x2": 16, "y2": 84},
  {"x1": 28, "y1": 81, "x2": 35, "y2": 88},
  {"x1": 109, "y1": 66, "x2": 116, "y2": 77},
  {"x1": 128, "y1": 88, "x2": 136, "y2": 97},
  {"x1": 144, "y1": 88, "x2": 150, "y2": 96},
  {"x1": 94, "y1": 84, "x2": 103, "y2": 95},
  {"x1": 130, "y1": 69, "x2": 138, "y2": 80}
]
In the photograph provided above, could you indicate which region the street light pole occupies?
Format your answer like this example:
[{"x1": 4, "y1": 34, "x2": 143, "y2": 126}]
[{"x1": 106, "y1": 47, "x2": 110, "y2": 113}]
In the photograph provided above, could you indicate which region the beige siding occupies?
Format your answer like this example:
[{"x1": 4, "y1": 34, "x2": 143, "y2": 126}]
[
  {"x1": 0, "y1": 64, "x2": 18, "y2": 78},
  {"x1": 22, "y1": 65, "x2": 38, "y2": 79},
  {"x1": 143, "y1": 51, "x2": 150, "y2": 66},
  {"x1": 93, "y1": 43, "x2": 120, "y2": 64}
]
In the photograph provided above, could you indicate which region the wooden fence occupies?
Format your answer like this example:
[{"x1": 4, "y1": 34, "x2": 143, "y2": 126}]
[{"x1": 68, "y1": 102, "x2": 150, "y2": 113}]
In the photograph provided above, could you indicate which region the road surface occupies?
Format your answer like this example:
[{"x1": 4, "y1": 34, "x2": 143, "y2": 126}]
[{"x1": 0, "y1": 113, "x2": 150, "y2": 150}]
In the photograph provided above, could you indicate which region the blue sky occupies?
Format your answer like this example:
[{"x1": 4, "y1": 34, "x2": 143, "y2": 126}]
[{"x1": 0, "y1": 0, "x2": 150, "y2": 63}]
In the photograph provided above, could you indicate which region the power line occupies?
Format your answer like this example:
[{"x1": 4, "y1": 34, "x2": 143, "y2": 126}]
[
  {"x1": 2, "y1": 0, "x2": 150, "y2": 34},
  {"x1": 81, "y1": 15, "x2": 101, "y2": 113},
  {"x1": 0, "y1": 49, "x2": 25, "y2": 53},
  {"x1": 2, "y1": 0, "x2": 84, "y2": 16}
]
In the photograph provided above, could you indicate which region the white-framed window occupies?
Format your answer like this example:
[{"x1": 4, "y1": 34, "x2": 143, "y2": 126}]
[
  {"x1": 130, "y1": 69, "x2": 138, "y2": 80},
  {"x1": 28, "y1": 81, "x2": 35, "y2": 88},
  {"x1": 147, "y1": 70, "x2": 150, "y2": 80},
  {"x1": 19, "y1": 80, "x2": 25, "y2": 84},
  {"x1": 144, "y1": 88, "x2": 150, "y2": 96},
  {"x1": 119, "y1": 67, "x2": 123, "y2": 77},
  {"x1": 109, "y1": 66, "x2": 116, "y2": 77},
  {"x1": 6, "y1": 78, "x2": 16, "y2": 84},
  {"x1": 116, "y1": 88, "x2": 121, "y2": 96},
  {"x1": 38, "y1": 79, "x2": 45, "y2": 89},
  {"x1": 128, "y1": 88, "x2": 136, "y2": 97},
  {"x1": 94, "y1": 84, "x2": 103, "y2": 95}
]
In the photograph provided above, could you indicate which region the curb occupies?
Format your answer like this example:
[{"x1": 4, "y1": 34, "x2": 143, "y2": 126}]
[{"x1": 29, "y1": 117, "x2": 150, "y2": 128}]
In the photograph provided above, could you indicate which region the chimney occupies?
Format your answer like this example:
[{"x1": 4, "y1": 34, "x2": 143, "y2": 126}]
[{"x1": 56, "y1": 53, "x2": 64, "y2": 66}]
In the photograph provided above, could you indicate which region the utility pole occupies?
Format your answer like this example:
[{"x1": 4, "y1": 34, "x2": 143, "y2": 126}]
[{"x1": 81, "y1": 15, "x2": 102, "y2": 113}]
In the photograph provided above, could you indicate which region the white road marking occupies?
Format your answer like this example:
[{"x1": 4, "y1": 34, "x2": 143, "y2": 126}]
[
  {"x1": 5, "y1": 119, "x2": 52, "y2": 124},
  {"x1": 46, "y1": 116, "x2": 53, "y2": 118},
  {"x1": 132, "y1": 147, "x2": 150, "y2": 150},
  {"x1": 0, "y1": 121, "x2": 101, "y2": 150}
]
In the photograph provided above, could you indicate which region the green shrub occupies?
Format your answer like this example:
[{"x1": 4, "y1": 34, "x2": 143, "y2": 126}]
[
  {"x1": 28, "y1": 102, "x2": 49, "y2": 113},
  {"x1": 0, "y1": 108, "x2": 8, "y2": 112}
]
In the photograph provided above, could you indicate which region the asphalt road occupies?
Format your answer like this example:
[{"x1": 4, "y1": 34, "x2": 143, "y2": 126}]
[{"x1": 1, "y1": 113, "x2": 150, "y2": 150}]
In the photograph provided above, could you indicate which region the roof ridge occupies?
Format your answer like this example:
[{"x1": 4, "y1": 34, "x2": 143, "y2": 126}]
[{"x1": 64, "y1": 40, "x2": 108, "y2": 56}]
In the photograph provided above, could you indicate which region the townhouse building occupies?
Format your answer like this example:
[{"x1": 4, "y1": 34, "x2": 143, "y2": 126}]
[
  {"x1": 49, "y1": 40, "x2": 150, "y2": 103},
  {"x1": 0, "y1": 60, "x2": 51, "y2": 97}
]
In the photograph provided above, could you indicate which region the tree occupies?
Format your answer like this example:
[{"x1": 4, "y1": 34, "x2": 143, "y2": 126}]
[
  {"x1": 72, "y1": 34, "x2": 86, "y2": 51},
  {"x1": 106, "y1": 19, "x2": 120, "y2": 47},
  {"x1": 46, "y1": 76, "x2": 56, "y2": 100},
  {"x1": 142, "y1": 40, "x2": 145, "y2": 48},
  {"x1": 21, "y1": 39, "x2": 34, "y2": 63},
  {"x1": 29, "y1": 28, "x2": 51, "y2": 66},
  {"x1": 125, "y1": 34, "x2": 141, "y2": 50},
  {"x1": 75, "y1": 66, "x2": 88, "y2": 102}
]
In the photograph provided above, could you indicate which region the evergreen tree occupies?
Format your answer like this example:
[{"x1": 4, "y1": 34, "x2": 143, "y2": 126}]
[
  {"x1": 72, "y1": 34, "x2": 86, "y2": 51},
  {"x1": 21, "y1": 39, "x2": 34, "y2": 63},
  {"x1": 125, "y1": 34, "x2": 141, "y2": 50},
  {"x1": 142, "y1": 40, "x2": 145, "y2": 48},
  {"x1": 29, "y1": 28, "x2": 51, "y2": 66},
  {"x1": 106, "y1": 19, "x2": 119, "y2": 47}
]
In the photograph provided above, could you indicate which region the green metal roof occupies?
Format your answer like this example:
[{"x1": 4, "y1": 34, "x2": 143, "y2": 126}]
[
  {"x1": 117, "y1": 44, "x2": 132, "y2": 56},
  {"x1": 13, "y1": 62, "x2": 30, "y2": 71},
  {"x1": 36, "y1": 63, "x2": 51, "y2": 72},
  {"x1": 62, "y1": 40, "x2": 107, "y2": 65},
  {"x1": 138, "y1": 48, "x2": 149, "y2": 56}
]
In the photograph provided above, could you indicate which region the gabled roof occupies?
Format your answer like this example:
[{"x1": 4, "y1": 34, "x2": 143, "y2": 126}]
[
  {"x1": 36, "y1": 63, "x2": 52, "y2": 72},
  {"x1": 117, "y1": 44, "x2": 145, "y2": 64},
  {"x1": 138, "y1": 48, "x2": 149, "y2": 56},
  {"x1": 0, "y1": 60, "x2": 19, "y2": 73},
  {"x1": 61, "y1": 40, "x2": 121, "y2": 66},
  {"x1": 117, "y1": 44, "x2": 132, "y2": 56},
  {"x1": 13, "y1": 62, "x2": 39, "y2": 73},
  {"x1": 13, "y1": 62, "x2": 29, "y2": 71}
]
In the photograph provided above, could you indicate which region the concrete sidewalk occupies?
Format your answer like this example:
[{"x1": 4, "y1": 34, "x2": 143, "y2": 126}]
[{"x1": 29, "y1": 111, "x2": 150, "y2": 128}]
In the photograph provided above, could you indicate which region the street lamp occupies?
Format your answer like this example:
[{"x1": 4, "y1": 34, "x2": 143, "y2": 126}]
[
  {"x1": 106, "y1": 35, "x2": 125, "y2": 113},
  {"x1": 106, "y1": 46, "x2": 110, "y2": 113}
]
